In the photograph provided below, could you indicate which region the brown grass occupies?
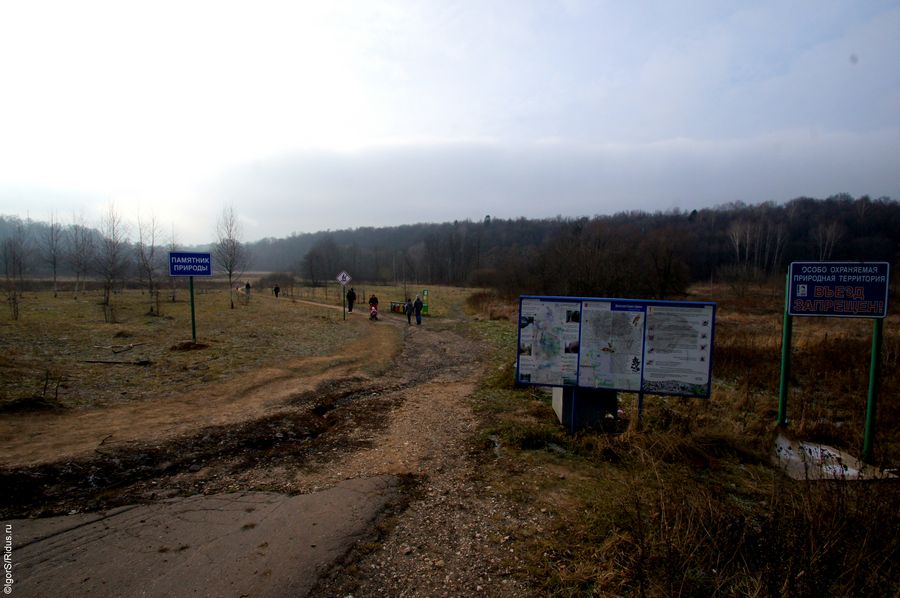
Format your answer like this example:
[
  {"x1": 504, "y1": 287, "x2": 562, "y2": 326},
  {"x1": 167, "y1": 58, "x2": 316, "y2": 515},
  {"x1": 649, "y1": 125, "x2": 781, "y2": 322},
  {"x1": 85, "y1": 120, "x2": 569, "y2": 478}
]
[
  {"x1": 468, "y1": 282, "x2": 900, "y2": 596},
  {"x1": 0, "y1": 288, "x2": 362, "y2": 410}
]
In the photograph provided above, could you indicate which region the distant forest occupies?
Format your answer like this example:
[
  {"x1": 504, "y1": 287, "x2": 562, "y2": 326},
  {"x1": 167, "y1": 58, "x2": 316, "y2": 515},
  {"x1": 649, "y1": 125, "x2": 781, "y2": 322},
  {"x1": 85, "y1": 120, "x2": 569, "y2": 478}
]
[{"x1": 2, "y1": 194, "x2": 899, "y2": 299}]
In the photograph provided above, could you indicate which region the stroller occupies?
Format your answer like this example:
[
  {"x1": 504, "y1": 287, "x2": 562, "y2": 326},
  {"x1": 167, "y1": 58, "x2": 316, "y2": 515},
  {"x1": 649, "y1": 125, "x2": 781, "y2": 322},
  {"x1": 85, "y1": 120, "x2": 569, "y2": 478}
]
[{"x1": 369, "y1": 303, "x2": 378, "y2": 321}]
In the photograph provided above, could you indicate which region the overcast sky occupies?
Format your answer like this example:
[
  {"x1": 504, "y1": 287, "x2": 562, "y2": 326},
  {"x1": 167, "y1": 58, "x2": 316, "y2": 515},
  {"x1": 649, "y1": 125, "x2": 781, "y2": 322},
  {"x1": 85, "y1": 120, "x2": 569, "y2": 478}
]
[{"x1": 1, "y1": 1, "x2": 899, "y2": 244}]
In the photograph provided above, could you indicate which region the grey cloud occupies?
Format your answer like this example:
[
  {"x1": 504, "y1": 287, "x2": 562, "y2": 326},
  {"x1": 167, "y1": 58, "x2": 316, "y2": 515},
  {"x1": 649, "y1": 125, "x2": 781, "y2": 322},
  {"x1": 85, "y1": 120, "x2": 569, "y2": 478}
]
[{"x1": 207, "y1": 131, "x2": 900, "y2": 240}]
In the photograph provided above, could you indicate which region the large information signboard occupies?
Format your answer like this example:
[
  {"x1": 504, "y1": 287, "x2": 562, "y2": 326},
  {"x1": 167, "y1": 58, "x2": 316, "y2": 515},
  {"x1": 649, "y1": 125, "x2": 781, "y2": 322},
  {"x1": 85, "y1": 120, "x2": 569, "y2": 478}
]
[
  {"x1": 517, "y1": 296, "x2": 716, "y2": 397},
  {"x1": 787, "y1": 262, "x2": 889, "y2": 318}
]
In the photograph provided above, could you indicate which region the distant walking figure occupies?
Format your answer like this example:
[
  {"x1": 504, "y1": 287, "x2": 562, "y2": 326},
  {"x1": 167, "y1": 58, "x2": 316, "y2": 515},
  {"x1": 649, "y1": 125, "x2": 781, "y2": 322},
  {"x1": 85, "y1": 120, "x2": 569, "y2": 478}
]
[
  {"x1": 368, "y1": 294, "x2": 379, "y2": 321},
  {"x1": 404, "y1": 298, "x2": 413, "y2": 325},
  {"x1": 347, "y1": 287, "x2": 357, "y2": 312},
  {"x1": 273, "y1": 284, "x2": 280, "y2": 298},
  {"x1": 414, "y1": 295, "x2": 424, "y2": 325}
]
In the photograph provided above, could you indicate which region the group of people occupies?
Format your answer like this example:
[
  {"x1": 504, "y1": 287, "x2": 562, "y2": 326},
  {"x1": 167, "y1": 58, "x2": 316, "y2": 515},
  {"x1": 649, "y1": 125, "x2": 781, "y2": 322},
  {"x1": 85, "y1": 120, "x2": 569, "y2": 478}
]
[
  {"x1": 230, "y1": 284, "x2": 424, "y2": 325},
  {"x1": 345, "y1": 287, "x2": 423, "y2": 325},
  {"x1": 403, "y1": 295, "x2": 424, "y2": 325}
]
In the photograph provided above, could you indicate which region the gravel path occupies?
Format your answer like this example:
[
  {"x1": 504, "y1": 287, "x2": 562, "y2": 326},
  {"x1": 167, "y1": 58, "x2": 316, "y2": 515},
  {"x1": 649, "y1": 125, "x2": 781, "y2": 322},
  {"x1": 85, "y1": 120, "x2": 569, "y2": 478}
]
[{"x1": 309, "y1": 318, "x2": 541, "y2": 597}]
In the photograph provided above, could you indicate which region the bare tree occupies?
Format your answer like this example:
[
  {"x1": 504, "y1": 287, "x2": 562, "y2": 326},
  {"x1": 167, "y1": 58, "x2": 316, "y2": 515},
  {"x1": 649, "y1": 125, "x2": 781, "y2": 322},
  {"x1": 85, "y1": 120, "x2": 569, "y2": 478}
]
[
  {"x1": 642, "y1": 225, "x2": 690, "y2": 299},
  {"x1": 1, "y1": 220, "x2": 29, "y2": 319},
  {"x1": 727, "y1": 219, "x2": 751, "y2": 265},
  {"x1": 95, "y1": 203, "x2": 131, "y2": 311},
  {"x1": 214, "y1": 205, "x2": 248, "y2": 309},
  {"x1": 302, "y1": 246, "x2": 325, "y2": 288},
  {"x1": 42, "y1": 212, "x2": 64, "y2": 297},
  {"x1": 168, "y1": 224, "x2": 179, "y2": 302},
  {"x1": 814, "y1": 221, "x2": 843, "y2": 261},
  {"x1": 68, "y1": 212, "x2": 95, "y2": 297},
  {"x1": 136, "y1": 211, "x2": 161, "y2": 315}
]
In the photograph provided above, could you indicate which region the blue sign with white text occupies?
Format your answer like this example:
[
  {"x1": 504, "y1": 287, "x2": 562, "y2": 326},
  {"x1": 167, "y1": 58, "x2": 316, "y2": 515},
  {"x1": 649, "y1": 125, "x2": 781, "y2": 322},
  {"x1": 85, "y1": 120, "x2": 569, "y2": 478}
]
[
  {"x1": 787, "y1": 262, "x2": 889, "y2": 318},
  {"x1": 169, "y1": 252, "x2": 213, "y2": 277}
]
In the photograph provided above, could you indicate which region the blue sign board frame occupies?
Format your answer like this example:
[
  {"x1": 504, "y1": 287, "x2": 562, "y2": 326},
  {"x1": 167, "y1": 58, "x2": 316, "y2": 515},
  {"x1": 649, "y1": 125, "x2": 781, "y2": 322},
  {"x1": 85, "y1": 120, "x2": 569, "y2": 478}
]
[
  {"x1": 515, "y1": 295, "x2": 716, "y2": 398},
  {"x1": 787, "y1": 262, "x2": 889, "y2": 318},
  {"x1": 169, "y1": 252, "x2": 213, "y2": 277}
]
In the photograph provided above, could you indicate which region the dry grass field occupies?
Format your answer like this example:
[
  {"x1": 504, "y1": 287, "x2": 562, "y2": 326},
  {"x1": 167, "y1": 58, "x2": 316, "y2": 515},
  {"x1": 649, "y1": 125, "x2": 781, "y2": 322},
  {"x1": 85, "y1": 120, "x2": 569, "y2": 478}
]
[
  {"x1": 0, "y1": 285, "x2": 362, "y2": 411},
  {"x1": 1, "y1": 279, "x2": 897, "y2": 595}
]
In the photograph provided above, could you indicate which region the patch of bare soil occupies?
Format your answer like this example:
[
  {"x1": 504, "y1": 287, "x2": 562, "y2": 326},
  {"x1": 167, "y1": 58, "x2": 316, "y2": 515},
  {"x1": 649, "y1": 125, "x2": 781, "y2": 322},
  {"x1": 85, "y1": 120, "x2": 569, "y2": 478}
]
[
  {"x1": 0, "y1": 316, "x2": 397, "y2": 468},
  {"x1": 1, "y1": 309, "x2": 542, "y2": 596}
]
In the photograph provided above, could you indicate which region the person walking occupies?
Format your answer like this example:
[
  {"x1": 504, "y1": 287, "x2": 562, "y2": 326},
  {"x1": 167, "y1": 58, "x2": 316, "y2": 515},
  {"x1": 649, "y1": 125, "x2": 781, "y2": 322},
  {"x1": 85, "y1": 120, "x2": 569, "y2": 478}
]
[
  {"x1": 273, "y1": 284, "x2": 280, "y2": 298},
  {"x1": 347, "y1": 287, "x2": 357, "y2": 312},
  {"x1": 368, "y1": 293, "x2": 379, "y2": 321},
  {"x1": 414, "y1": 295, "x2": 424, "y2": 325},
  {"x1": 404, "y1": 298, "x2": 413, "y2": 325}
]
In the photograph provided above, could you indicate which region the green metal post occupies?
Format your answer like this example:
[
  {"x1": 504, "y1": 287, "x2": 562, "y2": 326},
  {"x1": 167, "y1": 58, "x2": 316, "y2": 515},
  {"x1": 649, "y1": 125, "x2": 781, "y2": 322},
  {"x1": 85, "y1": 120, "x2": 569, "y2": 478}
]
[
  {"x1": 189, "y1": 276, "x2": 197, "y2": 344},
  {"x1": 777, "y1": 273, "x2": 793, "y2": 426},
  {"x1": 862, "y1": 317, "x2": 884, "y2": 463}
]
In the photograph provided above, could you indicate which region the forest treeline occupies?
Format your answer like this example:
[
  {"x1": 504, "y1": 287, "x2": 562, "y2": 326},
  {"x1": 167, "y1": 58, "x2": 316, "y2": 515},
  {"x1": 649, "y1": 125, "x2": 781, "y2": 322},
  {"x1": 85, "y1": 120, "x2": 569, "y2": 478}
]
[
  {"x1": 2, "y1": 194, "x2": 898, "y2": 300},
  {"x1": 239, "y1": 193, "x2": 900, "y2": 298}
]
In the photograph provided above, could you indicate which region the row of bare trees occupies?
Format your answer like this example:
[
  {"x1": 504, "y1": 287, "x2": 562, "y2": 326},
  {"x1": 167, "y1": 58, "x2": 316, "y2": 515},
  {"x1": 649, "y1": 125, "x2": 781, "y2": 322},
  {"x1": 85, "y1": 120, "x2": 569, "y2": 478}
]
[{"x1": 0, "y1": 204, "x2": 250, "y2": 318}]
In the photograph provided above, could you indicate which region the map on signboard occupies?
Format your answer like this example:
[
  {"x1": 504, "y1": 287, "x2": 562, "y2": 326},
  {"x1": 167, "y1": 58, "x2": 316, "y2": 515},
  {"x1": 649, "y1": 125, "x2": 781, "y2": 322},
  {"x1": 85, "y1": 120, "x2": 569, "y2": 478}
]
[
  {"x1": 517, "y1": 298, "x2": 580, "y2": 386},
  {"x1": 578, "y1": 301, "x2": 645, "y2": 391},
  {"x1": 642, "y1": 305, "x2": 713, "y2": 396},
  {"x1": 516, "y1": 296, "x2": 716, "y2": 398}
]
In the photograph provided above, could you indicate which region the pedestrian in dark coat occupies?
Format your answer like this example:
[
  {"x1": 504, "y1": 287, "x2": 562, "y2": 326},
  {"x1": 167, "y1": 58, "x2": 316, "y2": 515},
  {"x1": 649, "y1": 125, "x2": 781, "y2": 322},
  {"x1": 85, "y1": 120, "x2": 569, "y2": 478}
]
[
  {"x1": 404, "y1": 298, "x2": 413, "y2": 325},
  {"x1": 414, "y1": 295, "x2": 424, "y2": 325},
  {"x1": 347, "y1": 287, "x2": 357, "y2": 312}
]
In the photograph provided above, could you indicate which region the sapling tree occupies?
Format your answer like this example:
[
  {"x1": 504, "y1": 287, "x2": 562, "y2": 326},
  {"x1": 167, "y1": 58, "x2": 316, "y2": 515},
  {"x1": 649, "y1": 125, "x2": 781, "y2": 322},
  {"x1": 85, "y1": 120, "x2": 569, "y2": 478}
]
[{"x1": 214, "y1": 205, "x2": 249, "y2": 309}]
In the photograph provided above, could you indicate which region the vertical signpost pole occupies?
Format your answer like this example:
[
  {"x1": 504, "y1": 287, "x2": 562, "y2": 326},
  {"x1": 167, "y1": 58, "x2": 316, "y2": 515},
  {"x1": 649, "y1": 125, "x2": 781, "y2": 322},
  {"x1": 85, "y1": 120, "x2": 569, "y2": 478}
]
[
  {"x1": 189, "y1": 275, "x2": 197, "y2": 343},
  {"x1": 335, "y1": 271, "x2": 352, "y2": 322},
  {"x1": 778, "y1": 273, "x2": 793, "y2": 426},
  {"x1": 863, "y1": 317, "x2": 884, "y2": 463}
]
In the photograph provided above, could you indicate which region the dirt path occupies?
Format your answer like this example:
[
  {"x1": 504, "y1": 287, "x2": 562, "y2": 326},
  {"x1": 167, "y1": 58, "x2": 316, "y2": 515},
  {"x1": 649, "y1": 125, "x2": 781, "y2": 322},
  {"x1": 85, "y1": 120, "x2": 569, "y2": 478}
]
[
  {"x1": 309, "y1": 321, "x2": 539, "y2": 597},
  {"x1": 3, "y1": 308, "x2": 539, "y2": 596}
]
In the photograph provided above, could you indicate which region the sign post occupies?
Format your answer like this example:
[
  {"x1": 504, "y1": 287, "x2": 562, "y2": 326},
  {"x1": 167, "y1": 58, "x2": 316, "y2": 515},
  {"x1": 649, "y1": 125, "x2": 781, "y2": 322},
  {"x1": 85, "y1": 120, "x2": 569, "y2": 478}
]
[
  {"x1": 169, "y1": 252, "x2": 213, "y2": 343},
  {"x1": 778, "y1": 273, "x2": 794, "y2": 426},
  {"x1": 781, "y1": 261, "x2": 890, "y2": 462},
  {"x1": 336, "y1": 271, "x2": 352, "y2": 321},
  {"x1": 864, "y1": 318, "x2": 884, "y2": 461}
]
